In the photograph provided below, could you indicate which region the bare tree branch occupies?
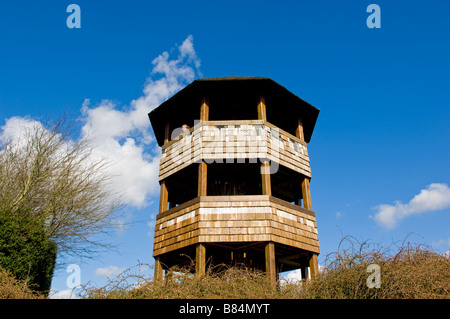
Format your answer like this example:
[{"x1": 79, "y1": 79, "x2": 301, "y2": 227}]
[{"x1": 0, "y1": 115, "x2": 123, "y2": 260}]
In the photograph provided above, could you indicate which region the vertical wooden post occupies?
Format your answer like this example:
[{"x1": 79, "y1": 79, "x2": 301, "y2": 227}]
[
  {"x1": 265, "y1": 242, "x2": 276, "y2": 286},
  {"x1": 159, "y1": 180, "x2": 169, "y2": 213},
  {"x1": 295, "y1": 117, "x2": 304, "y2": 142},
  {"x1": 196, "y1": 243, "x2": 206, "y2": 278},
  {"x1": 200, "y1": 96, "x2": 209, "y2": 121},
  {"x1": 258, "y1": 95, "x2": 271, "y2": 196},
  {"x1": 309, "y1": 253, "x2": 319, "y2": 279},
  {"x1": 261, "y1": 162, "x2": 272, "y2": 196},
  {"x1": 301, "y1": 177, "x2": 312, "y2": 210},
  {"x1": 154, "y1": 257, "x2": 163, "y2": 282},
  {"x1": 164, "y1": 122, "x2": 171, "y2": 144},
  {"x1": 300, "y1": 265, "x2": 309, "y2": 281},
  {"x1": 257, "y1": 95, "x2": 267, "y2": 121},
  {"x1": 198, "y1": 96, "x2": 209, "y2": 198},
  {"x1": 154, "y1": 179, "x2": 168, "y2": 281},
  {"x1": 198, "y1": 161, "x2": 207, "y2": 196}
]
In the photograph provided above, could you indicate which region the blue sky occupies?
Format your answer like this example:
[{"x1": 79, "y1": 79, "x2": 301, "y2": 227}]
[{"x1": 1, "y1": 1, "x2": 449, "y2": 297}]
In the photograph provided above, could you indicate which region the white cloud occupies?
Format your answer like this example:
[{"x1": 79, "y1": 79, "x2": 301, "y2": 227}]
[
  {"x1": 281, "y1": 269, "x2": 302, "y2": 282},
  {"x1": 80, "y1": 35, "x2": 201, "y2": 207},
  {"x1": 432, "y1": 237, "x2": 450, "y2": 249},
  {"x1": 95, "y1": 265, "x2": 125, "y2": 278},
  {"x1": 49, "y1": 289, "x2": 79, "y2": 299},
  {"x1": 2, "y1": 35, "x2": 200, "y2": 208},
  {"x1": 0, "y1": 116, "x2": 45, "y2": 149},
  {"x1": 372, "y1": 183, "x2": 450, "y2": 230},
  {"x1": 1, "y1": 35, "x2": 201, "y2": 238}
]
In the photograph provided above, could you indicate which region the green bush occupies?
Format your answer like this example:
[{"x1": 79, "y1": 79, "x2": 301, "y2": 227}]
[{"x1": 0, "y1": 209, "x2": 57, "y2": 295}]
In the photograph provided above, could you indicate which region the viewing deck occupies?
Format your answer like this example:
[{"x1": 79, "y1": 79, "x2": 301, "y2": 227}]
[
  {"x1": 153, "y1": 195, "x2": 319, "y2": 257},
  {"x1": 159, "y1": 120, "x2": 312, "y2": 181}
]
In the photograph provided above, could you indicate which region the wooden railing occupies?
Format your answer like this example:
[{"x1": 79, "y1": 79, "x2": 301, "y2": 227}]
[
  {"x1": 153, "y1": 195, "x2": 319, "y2": 257},
  {"x1": 159, "y1": 120, "x2": 311, "y2": 181}
]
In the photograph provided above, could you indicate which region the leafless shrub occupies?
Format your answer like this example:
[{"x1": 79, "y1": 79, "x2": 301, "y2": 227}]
[
  {"x1": 79, "y1": 236, "x2": 449, "y2": 299},
  {"x1": 0, "y1": 267, "x2": 44, "y2": 299},
  {"x1": 0, "y1": 114, "x2": 122, "y2": 260}
]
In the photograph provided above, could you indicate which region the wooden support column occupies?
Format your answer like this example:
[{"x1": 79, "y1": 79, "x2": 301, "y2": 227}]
[
  {"x1": 301, "y1": 177, "x2": 312, "y2": 210},
  {"x1": 198, "y1": 161, "x2": 207, "y2": 196},
  {"x1": 196, "y1": 243, "x2": 206, "y2": 278},
  {"x1": 155, "y1": 121, "x2": 171, "y2": 282},
  {"x1": 159, "y1": 180, "x2": 169, "y2": 213},
  {"x1": 257, "y1": 95, "x2": 267, "y2": 121},
  {"x1": 309, "y1": 253, "x2": 319, "y2": 279},
  {"x1": 200, "y1": 96, "x2": 209, "y2": 121},
  {"x1": 295, "y1": 116, "x2": 304, "y2": 142},
  {"x1": 258, "y1": 95, "x2": 271, "y2": 196},
  {"x1": 265, "y1": 242, "x2": 276, "y2": 286},
  {"x1": 261, "y1": 162, "x2": 272, "y2": 196},
  {"x1": 300, "y1": 265, "x2": 309, "y2": 281},
  {"x1": 154, "y1": 257, "x2": 164, "y2": 282},
  {"x1": 198, "y1": 96, "x2": 209, "y2": 198},
  {"x1": 164, "y1": 122, "x2": 171, "y2": 144}
]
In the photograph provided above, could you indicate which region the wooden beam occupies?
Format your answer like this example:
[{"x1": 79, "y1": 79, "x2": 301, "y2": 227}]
[
  {"x1": 156, "y1": 197, "x2": 201, "y2": 220},
  {"x1": 265, "y1": 242, "x2": 276, "y2": 286},
  {"x1": 309, "y1": 253, "x2": 319, "y2": 279},
  {"x1": 261, "y1": 162, "x2": 272, "y2": 196},
  {"x1": 257, "y1": 95, "x2": 267, "y2": 121},
  {"x1": 164, "y1": 122, "x2": 171, "y2": 145},
  {"x1": 300, "y1": 265, "x2": 309, "y2": 281},
  {"x1": 258, "y1": 97, "x2": 271, "y2": 197},
  {"x1": 154, "y1": 257, "x2": 164, "y2": 282},
  {"x1": 195, "y1": 243, "x2": 206, "y2": 278},
  {"x1": 301, "y1": 177, "x2": 312, "y2": 210},
  {"x1": 269, "y1": 196, "x2": 315, "y2": 217},
  {"x1": 159, "y1": 180, "x2": 169, "y2": 213},
  {"x1": 295, "y1": 117, "x2": 304, "y2": 142},
  {"x1": 198, "y1": 161, "x2": 208, "y2": 196},
  {"x1": 200, "y1": 96, "x2": 209, "y2": 121}
]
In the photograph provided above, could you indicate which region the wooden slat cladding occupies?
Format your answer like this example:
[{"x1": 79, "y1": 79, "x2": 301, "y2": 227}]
[
  {"x1": 158, "y1": 120, "x2": 311, "y2": 181},
  {"x1": 153, "y1": 196, "x2": 319, "y2": 257}
]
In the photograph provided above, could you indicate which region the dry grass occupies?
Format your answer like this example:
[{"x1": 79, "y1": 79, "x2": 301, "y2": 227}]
[
  {"x1": 2, "y1": 237, "x2": 448, "y2": 299},
  {"x1": 0, "y1": 267, "x2": 44, "y2": 299},
  {"x1": 299, "y1": 236, "x2": 450, "y2": 299},
  {"x1": 82, "y1": 263, "x2": 297, "y2": 299},
  {"x1": 81, "y1": 237, "x2": 449, "y2": 299}
]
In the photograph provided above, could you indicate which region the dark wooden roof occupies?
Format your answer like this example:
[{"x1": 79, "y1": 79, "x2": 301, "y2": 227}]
[{"x1": 148, "y1": 77, "x2": 320, "y2": 146}]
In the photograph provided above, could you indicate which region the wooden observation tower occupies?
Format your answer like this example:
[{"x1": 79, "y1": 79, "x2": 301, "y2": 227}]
[{"x1": 148, "y1": 77, "x2": 320, "y2": 285}]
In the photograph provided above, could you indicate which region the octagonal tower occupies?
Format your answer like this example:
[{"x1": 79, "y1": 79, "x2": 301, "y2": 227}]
[{"x1": 148, "y1": 77, "x2": 320, "y2": 285}]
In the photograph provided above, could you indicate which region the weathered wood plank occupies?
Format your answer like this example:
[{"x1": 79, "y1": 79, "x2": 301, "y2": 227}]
[
  {"x1": 159, "y1": 181, "x2": 169, "y2": 213},
  {"x1": 198, "y1": 161, "x2": 207, "y2": 196},
  {"x1": 158, "y1": 120, "x2": 312, "y2": 181},
  {"x1": 301, "y1": 177, "x2": 312, "y2": 210},
  {"x1": 153, "y1": 194, "x2": 320, "y2": 257}
]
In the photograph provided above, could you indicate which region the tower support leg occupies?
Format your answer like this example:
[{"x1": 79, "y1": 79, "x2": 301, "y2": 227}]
[
  {"x1": 196, "y1": 243, "x2": 206, "y2": 278},
  {"x1": 309, "y1": 253, "x2": 319, "y2": 279},
  {"x1": 154, "y1": 257, "x2": 164, "y2": 282},
  {"x1": 265, "y1": 242, "x2": 276, "y2": 286}
]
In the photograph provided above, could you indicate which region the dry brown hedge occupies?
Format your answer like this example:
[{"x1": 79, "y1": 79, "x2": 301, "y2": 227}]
[
  {"x1": 80, "y1": 237, "x2": 449, "y2": 299},
  {"x1": 0, "y1": 267, "x2": 44, "y2": 299}
]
